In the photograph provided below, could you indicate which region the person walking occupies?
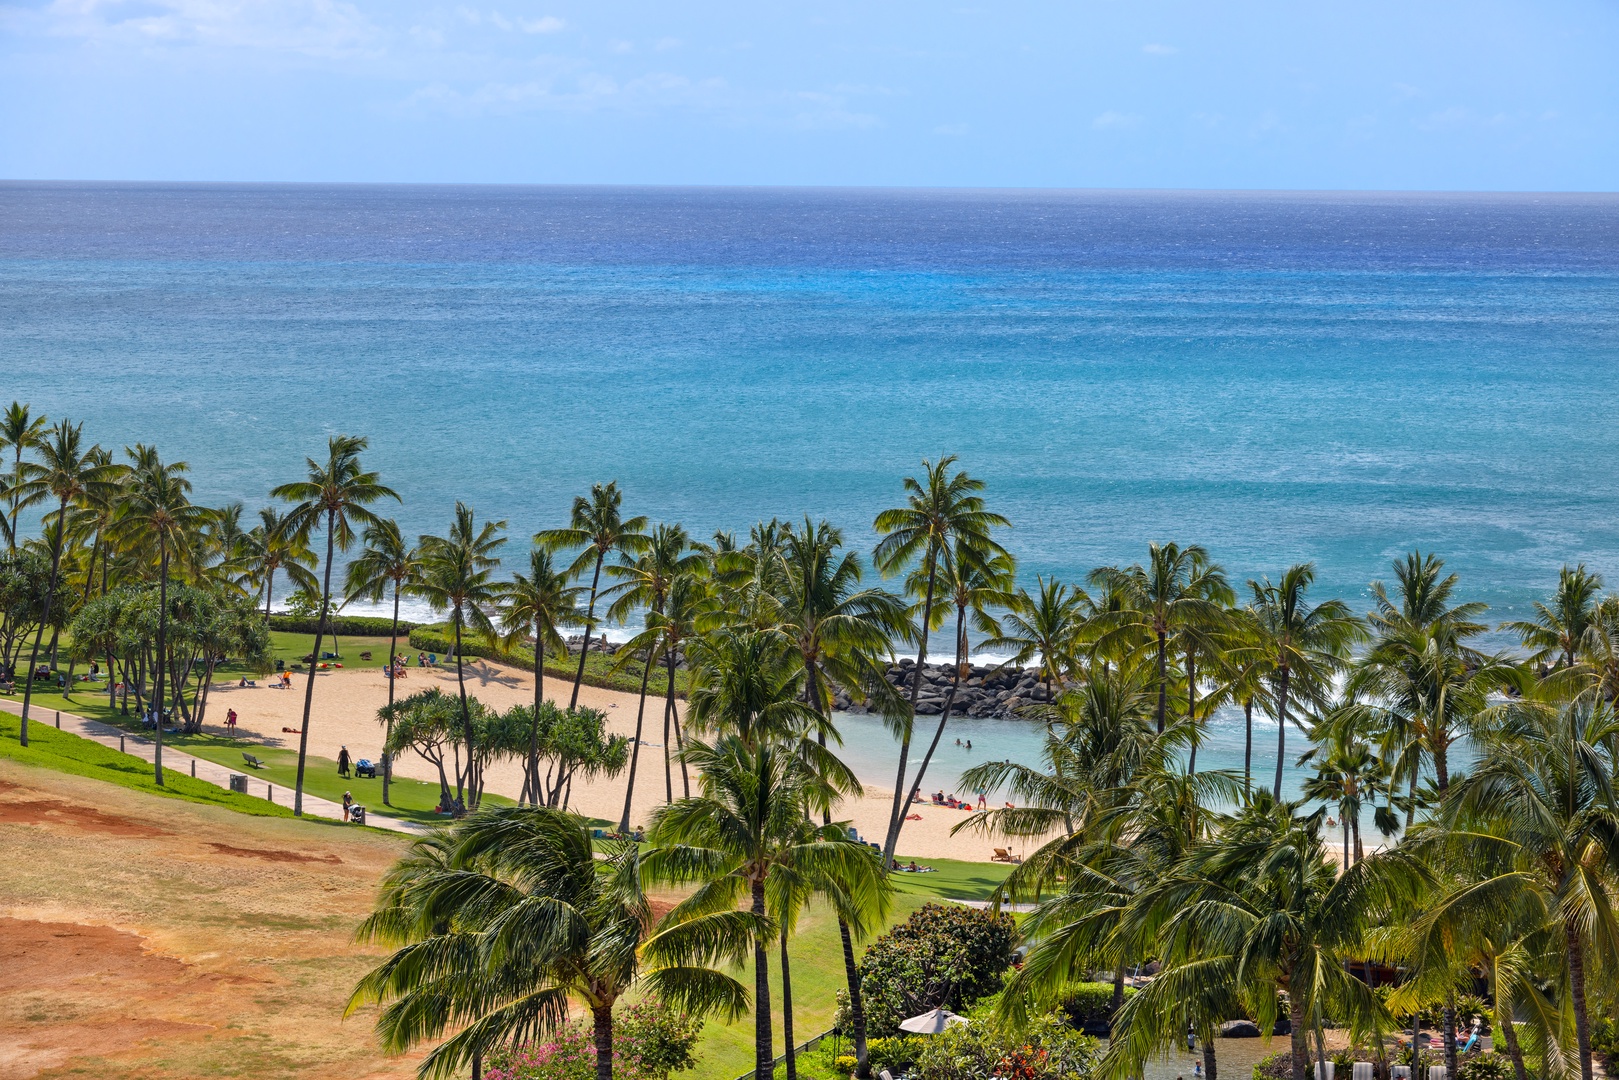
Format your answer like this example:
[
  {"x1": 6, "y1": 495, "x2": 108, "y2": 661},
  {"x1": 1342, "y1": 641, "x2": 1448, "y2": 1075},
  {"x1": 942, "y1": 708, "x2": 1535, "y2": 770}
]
[{"x1": 338, "y1": 745, "x2": 351, "y2": 778}]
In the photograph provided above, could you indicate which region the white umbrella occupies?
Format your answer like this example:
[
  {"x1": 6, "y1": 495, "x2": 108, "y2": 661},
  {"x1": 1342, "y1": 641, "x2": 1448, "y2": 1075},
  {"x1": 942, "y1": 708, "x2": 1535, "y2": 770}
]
[{"x1": 899, "y1": 1007, "x2": 968, "y2": 1034}]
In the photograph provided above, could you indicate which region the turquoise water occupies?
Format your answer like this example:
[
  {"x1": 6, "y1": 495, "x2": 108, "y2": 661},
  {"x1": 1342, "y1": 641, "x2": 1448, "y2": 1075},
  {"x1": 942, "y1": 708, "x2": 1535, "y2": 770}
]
[{"x1": 1, "y1": 183, "x2": 1612, "y2": 800}]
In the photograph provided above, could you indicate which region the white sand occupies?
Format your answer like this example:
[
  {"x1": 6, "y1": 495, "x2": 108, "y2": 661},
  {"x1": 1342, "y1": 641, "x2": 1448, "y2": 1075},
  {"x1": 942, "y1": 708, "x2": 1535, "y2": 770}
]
[{"x1": 206, "y1": 662, "x2": 1034, "y2": 862}]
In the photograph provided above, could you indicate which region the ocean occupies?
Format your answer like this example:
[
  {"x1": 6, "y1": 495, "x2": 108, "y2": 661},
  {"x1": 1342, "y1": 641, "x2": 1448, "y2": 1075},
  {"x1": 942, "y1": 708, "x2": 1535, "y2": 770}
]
[{"x1": 3, "y1": 182, "x2": 1616, "y2": 800}]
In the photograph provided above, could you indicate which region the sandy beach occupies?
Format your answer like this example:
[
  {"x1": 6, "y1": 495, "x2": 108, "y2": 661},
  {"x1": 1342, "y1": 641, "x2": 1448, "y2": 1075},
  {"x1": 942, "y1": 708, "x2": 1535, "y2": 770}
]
[{"x1": 205, "y1": 661, "x2": 1033, "y2": 863}]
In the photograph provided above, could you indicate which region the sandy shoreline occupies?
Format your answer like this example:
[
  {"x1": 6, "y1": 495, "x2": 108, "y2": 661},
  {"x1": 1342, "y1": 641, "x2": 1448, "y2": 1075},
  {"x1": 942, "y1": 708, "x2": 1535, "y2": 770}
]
[{"x1": 206, "y1": 661, "x2": 1034, "y2": 862}]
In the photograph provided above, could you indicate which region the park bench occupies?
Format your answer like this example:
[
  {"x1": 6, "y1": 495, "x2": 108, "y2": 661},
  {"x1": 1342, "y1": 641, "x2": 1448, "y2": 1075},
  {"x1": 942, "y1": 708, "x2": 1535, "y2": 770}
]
[{"x1": 242, "y1": 752, "x2": 268, "y2": 769}]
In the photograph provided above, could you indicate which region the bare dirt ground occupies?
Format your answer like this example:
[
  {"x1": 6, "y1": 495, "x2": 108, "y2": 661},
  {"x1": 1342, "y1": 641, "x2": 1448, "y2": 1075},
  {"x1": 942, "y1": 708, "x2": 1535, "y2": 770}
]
[
  {"x1": 209, "y1": 661, "x2": 1048, "y2": 861},
  {"x1": 0, "y1": 762, "x2": 420, "y2": 1080}
]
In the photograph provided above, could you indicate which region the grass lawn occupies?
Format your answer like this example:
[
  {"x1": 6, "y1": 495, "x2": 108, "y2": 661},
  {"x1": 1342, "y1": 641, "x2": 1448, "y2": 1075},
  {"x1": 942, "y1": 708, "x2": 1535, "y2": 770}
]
[
  {"x1": 0, "y1": 711, "x2": 301, "y2": 819},
  {"x1": 889, "y1": 856, "x2": 1014, "y2": 903}
]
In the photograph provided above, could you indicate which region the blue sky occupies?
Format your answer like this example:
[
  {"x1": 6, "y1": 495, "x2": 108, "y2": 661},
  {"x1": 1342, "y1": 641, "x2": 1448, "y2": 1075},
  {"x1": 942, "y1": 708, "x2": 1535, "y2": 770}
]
[{"x1": 1, "y1": 0, "x2": 1615, "y2": 188}]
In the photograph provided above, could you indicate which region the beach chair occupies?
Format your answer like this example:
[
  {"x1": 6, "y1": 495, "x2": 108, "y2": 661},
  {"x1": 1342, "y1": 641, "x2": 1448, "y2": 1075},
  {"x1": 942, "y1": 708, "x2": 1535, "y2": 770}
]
[
  {"x1": 991, "y1": 847, "x2": 1021, "y2": 863},
  {"x1": 242, "y1": 752, "x2": 267, "y2": 769}
]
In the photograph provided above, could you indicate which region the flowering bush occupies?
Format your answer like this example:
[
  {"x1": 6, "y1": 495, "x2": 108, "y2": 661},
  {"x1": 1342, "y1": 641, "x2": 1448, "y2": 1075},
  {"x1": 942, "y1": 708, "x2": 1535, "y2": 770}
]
[
  {"x1": 481, "y1": 999, "x2": 703, "y2": 1080},
  {"x1": 485, "y1": 1028, "x2": 596, "y2": 1080},
  {"x1": 912, "y1": 1015, "x2": 1098, "y2": 1080}
]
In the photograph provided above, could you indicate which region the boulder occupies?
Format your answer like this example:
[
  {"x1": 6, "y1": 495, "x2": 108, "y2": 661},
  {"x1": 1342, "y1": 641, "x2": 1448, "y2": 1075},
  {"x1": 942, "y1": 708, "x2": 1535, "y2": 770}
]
[{"x1": 1221, "y1": 1020, "x2": 1261, "y2": 1039}]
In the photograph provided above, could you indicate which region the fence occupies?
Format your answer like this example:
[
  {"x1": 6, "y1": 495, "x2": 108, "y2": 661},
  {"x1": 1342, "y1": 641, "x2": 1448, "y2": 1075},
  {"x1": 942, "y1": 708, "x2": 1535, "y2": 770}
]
[{"x1": 731, "y1": 1028, "x2": 838, "y2": 1080}]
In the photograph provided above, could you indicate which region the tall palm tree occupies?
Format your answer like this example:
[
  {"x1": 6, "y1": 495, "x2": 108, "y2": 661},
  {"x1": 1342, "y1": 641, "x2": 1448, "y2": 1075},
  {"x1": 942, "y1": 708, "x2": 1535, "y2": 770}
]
[
  {"x1": 272, "y1": 435, "x2": 398, "y2": 817},
  {"x1": 496, "y1": 546, "x2": 582, "y2": 806},
  {"x1": 872, "y1": 455, "x2": 1009, "y2": 866},
  {"x1": 982, "y1": 574, "x2": 1080, "y2": 699},
  {"x1": 537, "y1": 482, "x2": 649, "y2": 709},
  {"x1": 12, "y1": 420, "x2": 120, "y2": 744},
  {"x1": 1091, "y1": 542, "x2": 1229, "y2": 735},
  {"x1": 245, "y1": 505, "x2": 318, "y2": 617},
  {"x1": 1233, "y1": 563, "x2": 1364, "y2": 800},
  {"x1": 0, "y1": 402, "x2": 48, "y2": 552},
  {"x1": 345, "y1": 519, "x2": 420, "y2": 807},
  {"x1": 603, "y1": 523, "x2": 700, "y2": 831},
  {"x1": 417, "y1": 502, "x2": 506, "y2": 812},
  {"x1": 350, "y1": 806, "x2": 747, "y2": 1080},
  {"x1": 1443, "y1": 692, "x2": 1619, "y2": 1080},
  {"x1": 644, "y1": 731, "x2": 885, "y2": 1080},
  {"x1": 1369, "y1": 550, "x2": 1488, "y2": 639},
  {"x1": 115, "y1": 451, "x2": 209, "y2": 783},
  {"x1": 615, "y1": 572, "x2": 710, "y2": 804},
  {"x1": 1298, "y1": 704, "x2": 1390, "y2": 866},
  {"x1": 1504, "y1": 563, "x2": 1605, "y2": 670}
]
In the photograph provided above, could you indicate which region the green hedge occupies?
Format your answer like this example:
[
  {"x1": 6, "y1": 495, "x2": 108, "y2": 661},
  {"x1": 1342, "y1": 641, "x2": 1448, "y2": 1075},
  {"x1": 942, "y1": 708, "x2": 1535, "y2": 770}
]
[
  {"x1": 270, "y1": 613, "x2": 419, "y2": 636},
  {"x1": 1057, "y1": 981, "x2": 1136, "y2": 1029},
  {"x1": 406, "y1": 624, "x2": 689, "y2": 698}
]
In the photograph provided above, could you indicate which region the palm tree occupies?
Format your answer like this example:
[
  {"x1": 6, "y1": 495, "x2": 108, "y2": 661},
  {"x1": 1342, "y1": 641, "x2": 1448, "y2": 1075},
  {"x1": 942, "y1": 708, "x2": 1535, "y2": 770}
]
[
  {"x1": 603, "y1": 523, "x2": 700, "y2": 831},
  {"x1": 0, "y1": 401, "x2": 48, "y2": 552},
  {"x1": 345, "y1": 519, "x2": 420, "y2": 807},
  {"x1": 981, "y1": 574, "x2": 1080, "y2": 699},
  {"x1": 1298, "y1": 704, "x2": 1390, "y2": 866},
  {"x1": 614, "y1": 572, "x2": 710, "y2": 804},
  {"x1": 11, "y1": 420, "x2": 119, "y2": 744},
  {"x1": 1090, "y1": 542, "x2": 1229, "y2": 735},
  {"x1": 115, "y1": 451, "x2": 209, "y2": 783},
  {"x1": 350, "y1": 805, "x2": 747, "y2": 1080},
  {"x1": 1233, "y1": 563, "x2": 1364, "y2": 800},
  {"x1": 1369, "y1": 550, "x2": 1488, "y2": 639},
  {"x1": 496, "y1": 546, "x2": 582, "y2": 806},
  {"x1": 537, "y1": 482, "x2": 649, "y2": 709},
  {"x1": 245, "y1": 506, "x2": 317, "y2": 617},
  {"x1": 1442, "y1": 692, "x2": 1619, "y2": 1080},
  {"x1": 272, "y1": 435, "x2": 398, "y2": 816},
  {"x1": 1504, "y1": 563, "x2": 1605, "y2": 670},
  {"x1": 644, "y1": 730, "x2": 886, "y2": 1080},
  {"x1": 417, "y1": 502, "x2": 506, "y2": 812},
  {"x1": 872, "y1": 455, "x2": 1009, "y2": 866}
]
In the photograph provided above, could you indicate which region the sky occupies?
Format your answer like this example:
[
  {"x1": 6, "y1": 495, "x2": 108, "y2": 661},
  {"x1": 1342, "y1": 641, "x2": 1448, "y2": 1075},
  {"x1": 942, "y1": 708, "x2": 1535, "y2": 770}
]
[{"x1": 1, "y1": 0, "x2": 1616, "y2": 189}]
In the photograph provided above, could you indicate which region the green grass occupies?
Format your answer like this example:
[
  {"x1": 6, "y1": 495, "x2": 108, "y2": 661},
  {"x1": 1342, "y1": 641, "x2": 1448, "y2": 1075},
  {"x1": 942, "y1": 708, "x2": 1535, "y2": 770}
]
[
  {"x1": 0, "y1": 712, "x2": 299, "y2": 818},
  {"x1": 888, "y1": 855, "x2": 1015, "y2": 903},
  {"x1": 413, "y1": 622, "x2": 692, "y2": 698},
  {"x1": 257, "y1": 630, "x2": 404, "y2": 672}
]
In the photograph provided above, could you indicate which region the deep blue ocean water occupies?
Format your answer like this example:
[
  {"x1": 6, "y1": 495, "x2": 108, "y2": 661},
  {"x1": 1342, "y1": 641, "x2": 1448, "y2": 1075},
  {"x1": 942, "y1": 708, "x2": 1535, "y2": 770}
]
[{"x1": 4, "y1": 182, "x2": 1617, "y2": 800}]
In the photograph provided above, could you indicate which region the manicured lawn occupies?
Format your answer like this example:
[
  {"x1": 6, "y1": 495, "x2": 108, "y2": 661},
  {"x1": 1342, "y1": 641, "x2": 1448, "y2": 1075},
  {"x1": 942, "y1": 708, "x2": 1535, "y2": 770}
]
[
  {"x1": 0, "y1": 712, "x2": 299, "y2": 819},
  {"x1": 251, "y1": 630, "x2": 404, "y2": 673},
  {"x1": 889, "y1": 855, "x2": 1014, "y2": 902}
]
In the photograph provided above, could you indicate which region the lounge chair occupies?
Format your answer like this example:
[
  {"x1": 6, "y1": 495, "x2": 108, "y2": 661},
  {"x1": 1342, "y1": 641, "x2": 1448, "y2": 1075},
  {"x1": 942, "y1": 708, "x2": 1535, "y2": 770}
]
[
  {"x1": 991, "y1": 847, "x2": 1021, "y2": 863},
  {"x1": 242, "y1": 752, "x2": 267, "y2": 769}
]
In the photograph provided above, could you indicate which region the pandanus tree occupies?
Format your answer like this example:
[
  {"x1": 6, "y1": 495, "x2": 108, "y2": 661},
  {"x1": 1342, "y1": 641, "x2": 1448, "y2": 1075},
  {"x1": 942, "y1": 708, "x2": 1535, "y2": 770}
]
[
  {"x1": 416, "y1": 502, "x2": 505, "y2": 812},
  {"x1": 12, "y1": 419, "x2": 120, "y2": 744},
  {"x1": 0, "y1": 401, "x2": 47, "y2": 552},
  {"x1": 350, "y1": 806, "x2": 747, "y2": 1080},
  {"x1": 495, "y1": 546, "x2": 582, "y2": 806},
  {"x1": 603, "y1": 523, "x2": 701, "y2": 832},
  {"x1": 114, "y1": 451, "x2": 210, "y2": 782},
  {"x1": 872, "y1": 455, "x2": 1009, "y2": 867},
  {"x1": 272, "y1": 435, "x2": 398, "y2": 817},
  {"x1": 1090, "y1": 542, "x2": 1229, "y2": 736},
  {"x1": 344, "y1": 518, "x2": 420, "y2": 806},
  {"x1": 536, "y1": 482, "x2": 649, "y2": 709}
]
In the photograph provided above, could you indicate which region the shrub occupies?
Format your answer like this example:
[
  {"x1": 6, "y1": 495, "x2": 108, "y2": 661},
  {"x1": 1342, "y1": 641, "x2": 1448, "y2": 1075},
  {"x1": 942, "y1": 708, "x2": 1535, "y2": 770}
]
[
  {"x1": 913, "y1": 1014, "x2": 1099, "y2": 1080},
  {"x1": 1594, "y1": 1012, "x2": 1619, "y2": 1067},
  {"x1": 858, "y1": 903, "x2": 1017, "y2": 1038},
  {"x1": 834, "y1": 1055, "x2": 858, "y2": 1073},
  {"x1": 1057, "y1": 981, "x2": 1135, "y2": 1029},
  {"x1": 1457, "y1": 1055, "x2": 1513, "y2": 1080},
  {"x1": 481, "y1": 999, "x2": 703, "y2": 1080},
  {"x1": 1254, "y1": 1049, "x2": 1293, "y2": 1080},
  {"x1": 270, "y1": 613, "x2": 418, "y2": 637},
  {"x1": 485, "y1": 1028, "x2": 596, "y2": 1080}
]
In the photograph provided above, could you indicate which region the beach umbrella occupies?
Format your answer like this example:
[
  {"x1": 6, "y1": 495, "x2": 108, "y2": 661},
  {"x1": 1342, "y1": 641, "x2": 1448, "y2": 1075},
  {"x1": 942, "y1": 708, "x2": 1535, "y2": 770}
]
[{"x1": 899, "y1": 1008, "x2": 968, "y2": 1034}]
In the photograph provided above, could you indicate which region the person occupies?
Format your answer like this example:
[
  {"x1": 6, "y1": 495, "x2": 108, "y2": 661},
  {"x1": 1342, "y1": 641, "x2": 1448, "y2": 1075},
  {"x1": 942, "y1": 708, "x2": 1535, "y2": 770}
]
[
  {"x1": 908, "y1": 860, "x2": 920, "y2": 871},
  {"x1": 226, "y1": 708, "x2": 237, "y2": 736},
  {"x1": 1195, "y1": 1062, "x2": 1204, "y2": 1079},
  {"x1": 965, "y1": 739, "x2": 972, "y2": 750},
  {"x1": 955, "y1": 737, "x2": 961, "y2": 746},
  {"x1": 338, "y1": 745, "x2": 351, "y2": 778},
  {"x1": 1187, "y1": 1027, "x2": 1196, "y2": 1052},
  {"x1": 977, "y1": 791, "x2": 987, "y2": 809},
  {"x1": 342, "y1": 791, "x2": 353, "y2": 822}
]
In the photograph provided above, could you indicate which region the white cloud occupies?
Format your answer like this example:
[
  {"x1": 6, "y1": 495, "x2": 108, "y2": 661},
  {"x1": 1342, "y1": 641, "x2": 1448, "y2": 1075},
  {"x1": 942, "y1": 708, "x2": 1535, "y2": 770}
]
[
  {"x1": 934, "y1": 123, "x2": 968, "y2": 136},
  {"x1": 519, "y1": 15, "x2": 563, "y2": 34},
  {"x1": 1092, "y1": 110, "x2": 1141, "y2": 130},
  {"x1": 1142, "y1": 43, "x2": 1177, "y2": 55},
  {"x1": 653, "y1": 36, "x2": 680, "y2": 51},
  {"x1": 31, "y1": 0, "x2": 380, "y2": 56}
]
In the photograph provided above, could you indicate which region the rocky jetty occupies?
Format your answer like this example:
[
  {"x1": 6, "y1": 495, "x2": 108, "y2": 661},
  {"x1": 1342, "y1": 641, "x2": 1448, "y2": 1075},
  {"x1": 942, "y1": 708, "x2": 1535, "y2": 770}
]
[{"x1": 829, "y1": 659, "x2": 1053, "y2": 720}]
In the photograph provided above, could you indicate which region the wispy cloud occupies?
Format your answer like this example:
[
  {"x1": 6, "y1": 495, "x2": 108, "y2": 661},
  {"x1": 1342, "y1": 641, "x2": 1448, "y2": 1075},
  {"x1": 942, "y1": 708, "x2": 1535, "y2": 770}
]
[
  {"x1": 1092, "y1": 110, "x2": 1141, "y2": 130},
  {"x1": 1142, "y1": 43, "x2": 1177, "y2": 55},
  {"x1": 934, "y1": 122, "x2": 968, "y2": 136},
  {"x1": 28, "y1": 0, "x2": 380, "y2": 56}
]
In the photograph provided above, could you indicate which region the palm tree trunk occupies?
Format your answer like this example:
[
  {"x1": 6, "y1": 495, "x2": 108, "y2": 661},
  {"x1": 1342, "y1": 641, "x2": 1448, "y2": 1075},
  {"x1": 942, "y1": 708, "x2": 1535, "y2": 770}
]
[
  {"x1": 1243, "y1": 697, "x2": 1254, "y2": 794},
  {"x1": 1433, "y1": 738, "x2": 1449, "y2": 796},
  {"x1": 1288, "y1": 982, "x2": 1308, "y2": 1080},
  {"x1": 18, "y1": 495, "x2": 67, "y2": 745},
  {"x1": 591, "y1": 1004, "x2": 614, "y2": 1080},
  {"x1": 471, "y1": 1049, "x2": 482, "y2": 1080},
  {"x1": 1272, "y1": 666, "x2": 1292, "y2": 801},
  {"x1": 452, "y1": 612, "x2": 476, "y2": 811},
  {"x1": 570, "y1": 552, "x2": 603, "y2": 709},
  {"x1": 666, "y1": 649, "x2": 689, "y2": 797},
  {"x1": 264, "y1": 564, "x2": 275, "y2": 618},
  {"x1": 781, "y1": 930, "x2": 797, "y2": 1080},
  {"x1": 153, "y1": 539, "x2": 170, "y2": 785},
  {"x1": 525, "y1": 621, "x2": 543, "y2": 806},
  {"x1": 620, "y1": 653, "x2": 654, "y2": 832},
  {"x1": 293, "y1": 514, "x2": 335, "y2": 816},
  {"x1": 839, "y1": 916, "x2": 872, "y2": 1079},
  {"x1": 1352, "y1": 814, "x2": 1362, "y2": 863},
  {"x1": 1204, "y1": 1040, "x2": 1218, "y2": 1080},
  {"x1": 1442, "y1": 994, "x2": 1458, "y2": 1080},
  {"x1": 884, "y1": 552, "x2": 939, "y2": 866},
  {"x1": 1566, "y1": 917, "x2": 1594, "y2": 1080},
  {"x1": 1155, "y1": 629, "x2": 1168, "y2": 734},
  {"x1": 751, "y1": 880, "x2": 774, "y2": 1080},
  {"x1": 1111, "y1": 968, "x2": 1125, "y2": 1024},
  {"x1": 383, "y1": 584, "x2": 400, "y2": 807},
  {"x1": 897, "y1": 606, "x2": 967, "y2": 834},
  {"x1": 1497, "y1": 999, "x2": 1529, "y2": 1080},
  {"x1": 1186, "y1": 647, "x2": 1199, "y2": 775},
  {"x1": 662, "y1": 667, "x2": 675, "y2": 804}
]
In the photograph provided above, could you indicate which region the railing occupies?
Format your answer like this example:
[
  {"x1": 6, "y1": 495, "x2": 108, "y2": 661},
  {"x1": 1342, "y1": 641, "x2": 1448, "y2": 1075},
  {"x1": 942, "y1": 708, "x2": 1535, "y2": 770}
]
[{"x1": 731, "y1": 1028, "x2": 838, "y2": 1080}]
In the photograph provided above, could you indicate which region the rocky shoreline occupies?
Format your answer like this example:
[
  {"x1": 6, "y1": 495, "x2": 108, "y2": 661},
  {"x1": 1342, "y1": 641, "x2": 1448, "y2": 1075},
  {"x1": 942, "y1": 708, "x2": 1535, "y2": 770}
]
[{"x1": 832, "y1": 659, "x2": 1052, "y2": 720}]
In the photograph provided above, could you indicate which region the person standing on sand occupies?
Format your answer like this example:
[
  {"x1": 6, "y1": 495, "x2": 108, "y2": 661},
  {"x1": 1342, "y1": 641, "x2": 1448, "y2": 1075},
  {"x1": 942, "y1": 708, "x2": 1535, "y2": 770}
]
[{"x1": 338, "y1": 745, "x2": 351, "y2": 778}]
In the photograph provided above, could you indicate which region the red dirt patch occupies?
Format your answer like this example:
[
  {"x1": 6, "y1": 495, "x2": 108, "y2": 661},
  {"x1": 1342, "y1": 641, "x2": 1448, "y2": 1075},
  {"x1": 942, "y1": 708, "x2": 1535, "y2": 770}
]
[
  {"x1": 204, "y1": 841, "x2": 342, "y2": 865},
  {"x1": 0, "y1": 792, "x2": 169, "y2": 839}
]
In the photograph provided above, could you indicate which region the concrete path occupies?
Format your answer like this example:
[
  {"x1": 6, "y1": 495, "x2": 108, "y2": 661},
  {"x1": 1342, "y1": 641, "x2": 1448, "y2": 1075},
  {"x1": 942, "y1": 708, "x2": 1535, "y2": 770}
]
[{"x1": 0, "y1": 698, "x2": 430, "y2": 836}]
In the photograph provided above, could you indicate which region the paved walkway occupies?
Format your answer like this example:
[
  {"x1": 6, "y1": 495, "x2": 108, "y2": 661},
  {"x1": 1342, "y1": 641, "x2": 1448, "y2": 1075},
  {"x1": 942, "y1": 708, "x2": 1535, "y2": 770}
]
[{"x1": 0, "y1": 698, "x2": 429, "y2": 836}]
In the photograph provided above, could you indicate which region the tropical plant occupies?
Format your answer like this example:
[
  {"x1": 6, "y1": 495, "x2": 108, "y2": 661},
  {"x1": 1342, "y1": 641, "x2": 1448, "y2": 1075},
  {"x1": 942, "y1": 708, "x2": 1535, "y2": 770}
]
[
  {"x1": 856, "y1": 902, "x2": 1017, "y2": 1037},
  {"x1": 0, "y1": 401, "x2": 48, "y2": 552},
  {"x1": 345, "y1": 517, "x2": 420, "y2": 805},
  {"x1": 496, "y1": 546, "x2": 582, "y2": 806},
  {"x1": 272, "y1": 434, "x2": 398, "y2": 815},
  {"x1": 982, "y1": 575, "x2": 1081, "y2": 698},
  {"x1": 1503, "y1": 563, "x2": 1605, "y2": 669}
]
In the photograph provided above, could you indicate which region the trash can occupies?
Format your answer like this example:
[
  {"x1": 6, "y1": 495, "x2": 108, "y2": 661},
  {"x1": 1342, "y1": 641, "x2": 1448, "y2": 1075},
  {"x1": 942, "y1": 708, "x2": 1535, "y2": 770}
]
[
  {"x1": 350, "y1": 805, "x2": 366, "y2": 826},
  {"x1": 228, "y1": 773, "x2": 248, "y2": 793}
]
